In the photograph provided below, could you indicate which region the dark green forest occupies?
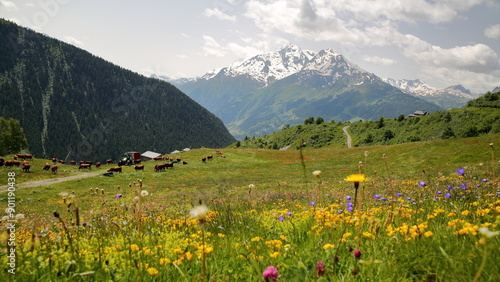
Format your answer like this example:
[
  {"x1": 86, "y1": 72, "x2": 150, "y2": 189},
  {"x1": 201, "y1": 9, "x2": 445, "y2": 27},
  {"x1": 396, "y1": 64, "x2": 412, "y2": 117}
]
[
  {"x1": 0, "y1": 116, "x2": 28, "y2": 156},
  {"x1": 0, "y1": 19, "x2": 235, "y2": 161},
  {"x1": 231, "y1": 91, "x2": 500, "y2": 149}
]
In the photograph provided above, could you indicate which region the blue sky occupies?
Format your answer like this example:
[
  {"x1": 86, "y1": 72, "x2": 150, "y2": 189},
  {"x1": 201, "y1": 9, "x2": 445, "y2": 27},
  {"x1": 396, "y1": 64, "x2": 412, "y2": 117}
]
[{"x1": 1, "y1": 0, "x2": 499, "y2": 93}]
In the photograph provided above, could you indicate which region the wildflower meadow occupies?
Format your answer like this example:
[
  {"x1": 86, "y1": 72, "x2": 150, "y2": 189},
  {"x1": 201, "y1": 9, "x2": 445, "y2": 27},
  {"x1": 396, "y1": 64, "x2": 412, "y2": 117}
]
[{"x1": 1, "y1": 136, "x2": 500, "y2": 281}]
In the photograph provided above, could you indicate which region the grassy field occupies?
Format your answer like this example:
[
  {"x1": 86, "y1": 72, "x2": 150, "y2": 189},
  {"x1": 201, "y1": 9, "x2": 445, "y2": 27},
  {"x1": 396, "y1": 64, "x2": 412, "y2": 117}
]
[{"x1": 1, "y1": 135, "x2": 500, "y2": 281}]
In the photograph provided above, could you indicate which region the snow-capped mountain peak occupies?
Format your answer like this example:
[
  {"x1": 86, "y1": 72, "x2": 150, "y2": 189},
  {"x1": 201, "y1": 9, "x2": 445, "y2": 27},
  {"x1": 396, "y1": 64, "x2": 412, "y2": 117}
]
[{"x1": 202, "y1": 43, "x2": 316, "y2": 86}]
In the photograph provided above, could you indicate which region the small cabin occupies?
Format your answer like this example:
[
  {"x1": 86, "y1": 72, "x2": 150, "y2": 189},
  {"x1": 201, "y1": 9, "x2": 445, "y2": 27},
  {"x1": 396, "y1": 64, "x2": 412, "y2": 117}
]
[{"x1": 408, "y1": 110, "x2": 429, "y2": 117}]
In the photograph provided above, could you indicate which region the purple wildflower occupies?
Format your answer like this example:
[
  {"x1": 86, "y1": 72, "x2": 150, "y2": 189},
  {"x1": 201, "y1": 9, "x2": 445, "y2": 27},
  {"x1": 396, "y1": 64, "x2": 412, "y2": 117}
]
[
  {"x1": 437, "y1": 191, "x2": 442, "y2": 195},
  {"x1": 310, "y1": 201, "x2": 316, "y2": 206},
  {"x1": 395, "y1": 192, "x2": 402, "y2": 197},
  {"x1": 444, "y1": 192, "x2": 451, "y2": 198},
  {"x1": 115, "y1": 194, "x2": 123, "y2": 199},
  {"x1": 482, "y1": 179, "x2": 488, "y2": 182},
  {"x1": 418, "y1": 181, "x2": 427, "y2": 187},
  {"x1": 316, "y1": 261, "x2": 326, "y2": 277},
  {"x1": 446, "y1": 186, "x2": 454, "y2": 190},
  {"x1": 338, "y1": 209, "x2": 343, "y2": 214},
  {"x1": 456, "y1": 167, "x2": 465, "y2": 176},
  {"x1": 278, "y1": 216, "x2": 284, "y2": 222},
  {"x1": 346, "y1": 206, "x2": 354, "y2": 212},
  {"x1": 346, "y1": 195, "x2": 352, "y2": 201},
  {"x1": 286, "y1": 211, "x2": 292, "y2": 216},
  {"x1": 460, "y1": 183, "x2": 468, "y2": 190},
  {"x1": 374, "y1": 194, "x2": 381, "y2": 199}
]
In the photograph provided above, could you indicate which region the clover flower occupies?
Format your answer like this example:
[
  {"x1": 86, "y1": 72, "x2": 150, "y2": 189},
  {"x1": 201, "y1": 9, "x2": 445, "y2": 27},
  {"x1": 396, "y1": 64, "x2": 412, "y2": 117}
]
[
  {"x1": 353, "y1": 249, "x2": 362, "y2": 259},
  {"x1": 263, "y1": 266, "x2": 279, "y2": 281},
  {"x1": 316, "y1": 261, "x2": 326, "y2": 277}
]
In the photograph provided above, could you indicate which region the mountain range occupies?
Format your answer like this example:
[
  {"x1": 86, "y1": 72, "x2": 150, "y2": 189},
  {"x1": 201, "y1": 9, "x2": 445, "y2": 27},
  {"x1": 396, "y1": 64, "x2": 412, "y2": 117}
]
[
  {"x1": 165, "y1": 44, "x2": 445, "y2": 139},
  {"x1": 383, "y1": 78, "x2": 480, "y2": 109},
  {"x1": 0, "y1": 19, "x2": 235, "y2": 160}
]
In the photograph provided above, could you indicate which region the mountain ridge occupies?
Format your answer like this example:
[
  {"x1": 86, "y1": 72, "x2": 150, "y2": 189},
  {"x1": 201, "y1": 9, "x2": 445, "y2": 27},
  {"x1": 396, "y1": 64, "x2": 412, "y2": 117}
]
[{"x1": 0, "y1": 19, "x2": 235, "y2": 160}]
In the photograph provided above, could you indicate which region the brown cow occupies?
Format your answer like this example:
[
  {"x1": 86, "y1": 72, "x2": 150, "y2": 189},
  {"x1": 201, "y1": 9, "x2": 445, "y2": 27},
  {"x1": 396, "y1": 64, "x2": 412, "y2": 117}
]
[
  {"x1": 107, "y1": 166, "x2": 122, "y2": 173},
  {"x1": 95, "y1": 162, "x2": 101, "y2": 168},
  {"x1": 153, "y1": 156, "x2": 163, "y2": 161},
  {"x1": 79, "y1": 164, "x2": 91, "y2": 170},
  {"x1": 42, "y1": 163, "x2": 51, "y2": 170},
  {"x1": 134, "y1": 165, "x2": 145, "y2": 171},
  {"x1": 52, "y1": 158, "x2": 57, "y2": 163},
  {"x1": 5, "y1": 160, "x2": 20, "y2": 167},
  {"x1": 51, "y1": 165, "x2": 58, "y2": 174},
  {"x1": 58, "y1": 159, "x2": 65, "y2": 164},
  {"x1": 70, "y1": 160, "x2": 76, "y2": 165},
  {"x1": 154, "y1": 163, "x2": 168, "y2": 172},
  {"x1": 22, "y1": 162, "x2": 30, "y2": 173},
  {"x1": 24, "y1": 154, "x2": 33, "y2": 160},
  {"x1": 106, "y1": 159, "x2": 112, "y2": 165}
]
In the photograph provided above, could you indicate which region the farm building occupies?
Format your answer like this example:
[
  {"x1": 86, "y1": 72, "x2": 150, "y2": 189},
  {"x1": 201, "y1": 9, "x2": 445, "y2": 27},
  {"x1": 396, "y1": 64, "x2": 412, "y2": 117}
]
[{"x1": 141, "y1": 151, "x2": 162, "y2": 161}]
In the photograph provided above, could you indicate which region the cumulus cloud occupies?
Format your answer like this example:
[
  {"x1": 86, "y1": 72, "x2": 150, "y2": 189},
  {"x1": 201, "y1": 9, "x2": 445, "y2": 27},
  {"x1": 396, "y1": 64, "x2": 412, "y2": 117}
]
[
  {"x1": 204, "y1": 8, "x2": 236, "y2": 22},
  {"x1": 363, "y1": 55, "x2": 397, "y2": 66},
  {"x1": 0, "y1": 0, "x2": 17, "y2": 11},
  {"x1": 485, "y1": 24, "x2": 500, "y2": 40},
  {"x1": 64, "y1": 36, "x2": 84, "y2": 47}
]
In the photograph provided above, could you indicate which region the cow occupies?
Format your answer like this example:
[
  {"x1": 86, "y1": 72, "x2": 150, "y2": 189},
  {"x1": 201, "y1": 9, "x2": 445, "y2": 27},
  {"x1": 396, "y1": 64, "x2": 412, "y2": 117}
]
[
  {"x1": 51, "y1": 165, "x2": 58, "y2": 174},
  {"x1": 24, "y1": 154, "x2": 33, "y2": 160},
  {"x1": 207, "y1": 155, "x2": 213, "y2": 160},
  {"x1": 52, "y1": 158, "x2": 57, "y2": 163},
  {"x1": 14, "y1": 154, "x2": 27, "y2": 160},
  {"x1": 182, "y1": 161, "x2": 188, "y2": 165},
  {"x1": 107, "y1": 166, "x2": 122, "y2": 173},
  {"x1": 134, "y1": 158, "x2": 141, "y2": 164},
  {"x1": 106, "y1": 159, "x2": 112, "y2": 165},
  {"x1": 22, "y1": 162, "x2": 30, "y2": 173},
  {"x1": 42, "y1": 163, "x2": 51, "y2": 171},
  {"x1": 58, "y1": 159, "x2": 65, "y2": 164},
  {"x1": 95, "y1": 162, "x2": 101, "y2": 168},
  {"x1": 70, "y1": 160, "x2": 76, "y2": 165},
  {"x1": 134, "y1": 165, "x2": 145, "y2": 171},
  {"x1": 79, "y1": 163, "x2": 91, "y2": 170},
  {"x1": 201, "y1": 157, "x2": 206, "y2": 162},
  {"x1": 5, "y1": 160, "x2": 20, "y2": 167},
  {"x1": 85, "y1": 161, "x2": 93, "y2": 165},
  {"x1": 153, "y1": 156, "x2": 163, "y2": 161},
  {"x1": 154, "y1": 163, "x2": 168, "y2": 172},
  {"x1": 0, "y1": 158, "x2": 4, "y2": 166}
]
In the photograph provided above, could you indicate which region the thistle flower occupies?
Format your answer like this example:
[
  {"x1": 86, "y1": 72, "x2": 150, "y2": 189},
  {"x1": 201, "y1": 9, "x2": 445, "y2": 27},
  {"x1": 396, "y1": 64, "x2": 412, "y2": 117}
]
[
  {"x1": 353, "y1": 249, "x2": 362, "y2": 259},
  {"x1": 263, "y1": 266, "x2": 279, "y2": 281},
  {"x1": 189, "y1": 205, "x2": 209, "y2": 222}
]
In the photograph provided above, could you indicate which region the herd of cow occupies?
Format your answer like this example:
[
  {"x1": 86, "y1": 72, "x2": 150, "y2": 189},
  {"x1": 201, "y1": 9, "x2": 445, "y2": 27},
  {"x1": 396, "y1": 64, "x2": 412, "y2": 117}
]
[{"x1": 0, "y1": 150, "x2": 226, "y2": 175}]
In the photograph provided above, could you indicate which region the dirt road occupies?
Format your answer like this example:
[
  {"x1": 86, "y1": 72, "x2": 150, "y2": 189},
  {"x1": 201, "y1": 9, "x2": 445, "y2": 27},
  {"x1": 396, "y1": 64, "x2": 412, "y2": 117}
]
[
  {"x1": 343, "y1": 125, "x2": 352, "y2": 148},
  {"x1": 0, "y1": 172, "x2": 100, "y2": 192}
]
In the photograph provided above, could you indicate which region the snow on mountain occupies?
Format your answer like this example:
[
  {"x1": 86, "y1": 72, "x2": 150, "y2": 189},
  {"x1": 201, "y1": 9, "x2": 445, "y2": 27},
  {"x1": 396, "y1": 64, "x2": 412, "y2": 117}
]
[
  {"x1": 383, "y1": 78, "x2": 478, "y2": 99},
  {"x1": 200, "y1": 44, "x2": 372, "y2": 87},
  {"x1": 202, "y1": 43, "x2": 315, "y2": 85}
]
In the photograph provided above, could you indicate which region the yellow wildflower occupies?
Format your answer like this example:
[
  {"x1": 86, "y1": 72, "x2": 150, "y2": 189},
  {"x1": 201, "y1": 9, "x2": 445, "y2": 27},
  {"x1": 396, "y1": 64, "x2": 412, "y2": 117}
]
[
  {"x1": 323, "y1": 244, "x2": 335, "y2": 250},
  {"x1": 147, "y1": 268, "x2": 159, "y2": 275},
  {"x1": 344, "y1": 174, "x2": 367, "y2": 183},
  {"x1": 423, "y1": 231, "x2": 433, "y2": 238},
  {"x1": 130, "y1": 244, "x2": 140, "y2": 251},
  {"x1": 270, "y1": 251, "x2": 279, "y2": 258}
]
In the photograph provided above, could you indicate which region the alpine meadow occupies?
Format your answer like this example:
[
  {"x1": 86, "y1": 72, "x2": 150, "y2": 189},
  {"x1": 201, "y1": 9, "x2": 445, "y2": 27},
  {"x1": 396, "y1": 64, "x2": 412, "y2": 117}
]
[{"x1": 1, "y1": 16, "x2": 500, "y2": 282}]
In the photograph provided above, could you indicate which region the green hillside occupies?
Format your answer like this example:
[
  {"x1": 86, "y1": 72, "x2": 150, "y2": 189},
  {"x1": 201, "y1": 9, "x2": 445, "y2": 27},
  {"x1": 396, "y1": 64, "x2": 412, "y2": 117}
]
[
  {"x1": 0, "y1": 19, "x2": 235, "y2": 161},
  {"x1": 232, "y1": 91, "x2": 500, "y2": 149}
]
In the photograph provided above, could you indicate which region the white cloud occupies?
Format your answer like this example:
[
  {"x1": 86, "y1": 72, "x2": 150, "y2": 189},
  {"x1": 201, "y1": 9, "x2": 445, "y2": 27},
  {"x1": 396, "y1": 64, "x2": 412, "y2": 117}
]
[
  {"x1": 176, "y1": 54, "x2": 189, "y2": 59},
  {"x1": 0, "y1": 0, "x2": 17, "y2": 11},
  {"x1": 202, "y1": 35, "x2": 226, "y2": 57},
  {"x1": 485, "y1": 24, "x2": 500, "y2": 41},
  {"x1": 25, "y1": 2, "x2": 36, "y2": 8},
  {"x1": 204, "y1": 8, "x2": 236, "y2": 22},
  {"x1": 64, "y1": 36, "x2": 84, "y2": 47},
  {"x1": 363, "y1": 55, "x2": 397, "y2": 66}
]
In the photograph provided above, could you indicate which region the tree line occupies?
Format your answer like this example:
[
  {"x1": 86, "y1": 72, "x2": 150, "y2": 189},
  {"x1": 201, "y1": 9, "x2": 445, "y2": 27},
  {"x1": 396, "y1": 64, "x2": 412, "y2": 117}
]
[{"x1": 0, "y1": 117, "x2": 28, "y2": 156}]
